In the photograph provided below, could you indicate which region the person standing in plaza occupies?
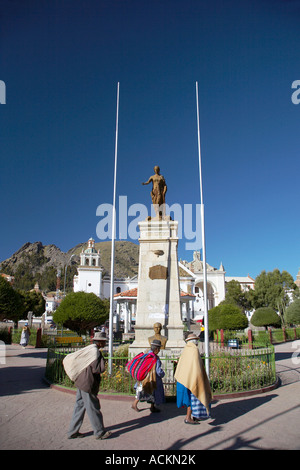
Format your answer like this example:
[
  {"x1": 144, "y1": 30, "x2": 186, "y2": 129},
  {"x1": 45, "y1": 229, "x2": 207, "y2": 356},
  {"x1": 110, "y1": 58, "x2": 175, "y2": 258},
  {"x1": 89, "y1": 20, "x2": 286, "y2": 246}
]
[
  {"x1": 67, "y1": 332, "x2": 111, "y2": 440},
  {"x1": 131, "y1": 339, "x2": 165, "y2": 413},
  {"x1": 174, "y1": 333, "x2": 212, "y2": 424},
  {"x1": 20, "y1": 323, "x2": 31, "y2": 348}
]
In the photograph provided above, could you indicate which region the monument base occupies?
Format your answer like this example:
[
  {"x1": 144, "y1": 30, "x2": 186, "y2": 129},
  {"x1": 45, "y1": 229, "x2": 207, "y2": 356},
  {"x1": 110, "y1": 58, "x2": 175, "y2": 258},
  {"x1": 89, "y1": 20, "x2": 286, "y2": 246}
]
[
  {"x1": 129, "y1": 218, "x2": 186, "y2": 358},
  {"x1": 128, "y1": 342, "x2": 185, "y2": 359}
]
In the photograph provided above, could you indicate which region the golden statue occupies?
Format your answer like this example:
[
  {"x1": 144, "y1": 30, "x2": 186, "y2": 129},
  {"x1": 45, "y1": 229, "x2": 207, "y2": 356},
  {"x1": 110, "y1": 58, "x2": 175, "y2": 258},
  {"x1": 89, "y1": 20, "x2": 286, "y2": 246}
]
[
  {"x1": 148, "y1": 322, "x2": 167, "y2": 349},
  {"x1": 142, "y1": 166, "x2": 167, "y2": 219}
]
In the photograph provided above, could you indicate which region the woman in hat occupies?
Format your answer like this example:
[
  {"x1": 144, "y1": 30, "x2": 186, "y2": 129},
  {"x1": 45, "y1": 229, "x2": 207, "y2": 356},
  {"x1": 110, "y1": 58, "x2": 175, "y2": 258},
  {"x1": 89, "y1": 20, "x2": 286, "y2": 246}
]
[
  {"x1": 131, "y1": 339, "x2": 165, "y2": 413},
  {"x1": 20, "y1": 323, "x2": 31, "y2": 348},
  {"x1": 174, "y1": 333, "x2": 212, "y2": 424}
]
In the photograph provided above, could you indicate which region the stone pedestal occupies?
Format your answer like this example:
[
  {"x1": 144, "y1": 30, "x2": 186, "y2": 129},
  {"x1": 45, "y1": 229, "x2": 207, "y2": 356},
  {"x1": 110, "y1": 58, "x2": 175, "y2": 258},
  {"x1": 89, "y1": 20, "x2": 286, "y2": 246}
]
[{"x1": 129, "y1": 219, "x2": 185, "y2": 357}]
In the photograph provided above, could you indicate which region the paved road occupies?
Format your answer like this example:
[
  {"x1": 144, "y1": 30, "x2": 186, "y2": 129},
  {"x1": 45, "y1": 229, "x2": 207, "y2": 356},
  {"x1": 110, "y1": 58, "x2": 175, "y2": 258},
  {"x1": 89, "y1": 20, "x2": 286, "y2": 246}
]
[{"x1": 0, "y1": 341, "x2": 299, "y2": 451}]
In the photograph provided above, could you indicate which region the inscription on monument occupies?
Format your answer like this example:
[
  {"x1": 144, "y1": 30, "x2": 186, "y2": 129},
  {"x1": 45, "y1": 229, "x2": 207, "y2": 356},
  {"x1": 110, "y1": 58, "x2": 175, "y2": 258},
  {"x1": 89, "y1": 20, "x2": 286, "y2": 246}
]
[{"x1": 149, "y1": 265, "x2": 168, "y2": 280}]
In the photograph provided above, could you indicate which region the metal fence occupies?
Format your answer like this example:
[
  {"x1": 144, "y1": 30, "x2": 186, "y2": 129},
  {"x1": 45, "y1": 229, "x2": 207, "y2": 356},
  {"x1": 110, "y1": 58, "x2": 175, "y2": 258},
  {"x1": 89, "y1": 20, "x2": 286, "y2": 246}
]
[
  {"x1": 214, "y1": 327, "x2": 300, "y2": 348},
  {"x1": 45, "y1": 344, "x2": 276, "y2": 397}
]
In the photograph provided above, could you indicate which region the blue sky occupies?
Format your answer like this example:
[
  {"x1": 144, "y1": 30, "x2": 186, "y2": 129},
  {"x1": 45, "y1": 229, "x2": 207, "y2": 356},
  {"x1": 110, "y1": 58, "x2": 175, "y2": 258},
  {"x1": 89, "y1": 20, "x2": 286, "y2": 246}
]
[{"x1": 0, "y1": 0, "x2": 300, "y2": 279}]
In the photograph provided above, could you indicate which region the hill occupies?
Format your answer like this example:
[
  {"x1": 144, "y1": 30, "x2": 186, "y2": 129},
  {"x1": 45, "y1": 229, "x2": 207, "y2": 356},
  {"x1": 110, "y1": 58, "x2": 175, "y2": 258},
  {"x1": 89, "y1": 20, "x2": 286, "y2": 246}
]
[
  {"x1": 73, "y1": 240, "x2": 140, "y2": 278},
  {"x1": 0, "y1": 240, "x2": 139, "y2": 291}
]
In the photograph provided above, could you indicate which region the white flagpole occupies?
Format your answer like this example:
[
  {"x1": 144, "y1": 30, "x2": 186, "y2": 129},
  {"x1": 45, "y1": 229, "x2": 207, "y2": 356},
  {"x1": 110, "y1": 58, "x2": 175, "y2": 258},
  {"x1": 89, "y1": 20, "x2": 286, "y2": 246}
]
[
  {"x1": 196, "y1": 81, "x2": 210, "y2": 377},
  {"x1": 108, "y1": 82, "x2": 120, "y2": 375}
]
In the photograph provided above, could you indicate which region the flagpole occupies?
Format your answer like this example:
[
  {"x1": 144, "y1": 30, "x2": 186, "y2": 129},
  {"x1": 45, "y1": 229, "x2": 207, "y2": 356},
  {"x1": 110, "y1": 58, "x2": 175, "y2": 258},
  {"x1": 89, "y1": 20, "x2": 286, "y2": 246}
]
[
  {"x1": 196, "y1": 81, "x2": 210, "y2": 377},
  {"x1": 108, "y1": 82, "x2": 120, "y2": 375}
]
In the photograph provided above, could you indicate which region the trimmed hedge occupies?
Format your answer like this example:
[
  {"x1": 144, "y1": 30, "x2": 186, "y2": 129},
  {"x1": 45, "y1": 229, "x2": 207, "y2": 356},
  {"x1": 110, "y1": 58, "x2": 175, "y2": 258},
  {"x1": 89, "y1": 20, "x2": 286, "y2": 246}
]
[
  {"x1": 251, "y1": 307, "x2": 281, "y2": 328},
  {"x1": 285, "y1": 299, "x2": 300, "y2": 325},
  {"x1": 208, "y1": 304, "x2": 248, "y2": 332}
]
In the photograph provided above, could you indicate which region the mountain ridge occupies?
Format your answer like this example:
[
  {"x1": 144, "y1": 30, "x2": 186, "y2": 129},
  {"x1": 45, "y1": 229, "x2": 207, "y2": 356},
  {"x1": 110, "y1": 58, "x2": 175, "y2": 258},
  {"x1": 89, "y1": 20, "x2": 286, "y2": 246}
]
[{"x1": 0, "y1": 240, "x2": 140, "y2": 289}]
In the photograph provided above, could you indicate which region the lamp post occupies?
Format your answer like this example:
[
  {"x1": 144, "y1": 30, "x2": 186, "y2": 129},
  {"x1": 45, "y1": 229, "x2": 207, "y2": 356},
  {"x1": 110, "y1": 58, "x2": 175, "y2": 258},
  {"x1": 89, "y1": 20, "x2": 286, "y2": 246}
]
[
  {"x1": 196, "y1": 81, "x2": 210, "y2": 377},
  {"x1": 61, "y1": 254, "x2": 75, "y2": 336},
  {"x1": 108, "y1": 82, "x2": 120, "y2": 375},
  {"x1": 64, "y1": 254, "x2": 75, "y2": 297}
]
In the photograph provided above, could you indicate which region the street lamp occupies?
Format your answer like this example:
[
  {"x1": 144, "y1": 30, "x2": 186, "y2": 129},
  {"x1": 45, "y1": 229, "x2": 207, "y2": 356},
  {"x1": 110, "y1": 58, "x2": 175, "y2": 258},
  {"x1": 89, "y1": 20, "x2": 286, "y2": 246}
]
[{"x1": 64, "y1": 254, "x2": 75, "y2": 297}]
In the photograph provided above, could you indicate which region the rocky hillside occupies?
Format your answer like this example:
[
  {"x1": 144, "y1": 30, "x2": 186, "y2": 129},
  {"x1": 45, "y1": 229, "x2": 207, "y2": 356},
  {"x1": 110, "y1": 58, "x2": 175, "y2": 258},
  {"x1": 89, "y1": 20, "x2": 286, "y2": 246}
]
[{"x1": 0, "y1": 240, "x2": 139, "y2": 291}]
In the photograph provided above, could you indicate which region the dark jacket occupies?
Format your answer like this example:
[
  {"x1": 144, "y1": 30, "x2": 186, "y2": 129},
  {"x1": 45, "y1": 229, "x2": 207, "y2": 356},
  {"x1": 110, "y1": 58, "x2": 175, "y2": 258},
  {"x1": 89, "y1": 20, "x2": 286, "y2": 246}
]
[{"x1": 74, "y1": 352, "x2": 105, "y2": 395}]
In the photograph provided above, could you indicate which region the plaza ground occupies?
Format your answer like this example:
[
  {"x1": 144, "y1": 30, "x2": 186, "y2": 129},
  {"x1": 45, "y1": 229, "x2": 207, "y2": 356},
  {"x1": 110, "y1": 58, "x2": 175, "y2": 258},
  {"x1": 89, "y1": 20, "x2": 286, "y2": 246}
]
[{"x1": 0, "y1": 341, "x2": 299, "y2": 451}]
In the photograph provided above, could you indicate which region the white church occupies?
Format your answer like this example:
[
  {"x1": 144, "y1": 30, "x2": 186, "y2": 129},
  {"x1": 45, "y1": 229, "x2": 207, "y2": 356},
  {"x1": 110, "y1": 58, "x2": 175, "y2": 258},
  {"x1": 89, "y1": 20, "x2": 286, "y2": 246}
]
[{"x1": 73, "y1": 238, "x2": 255, "y2": 331}]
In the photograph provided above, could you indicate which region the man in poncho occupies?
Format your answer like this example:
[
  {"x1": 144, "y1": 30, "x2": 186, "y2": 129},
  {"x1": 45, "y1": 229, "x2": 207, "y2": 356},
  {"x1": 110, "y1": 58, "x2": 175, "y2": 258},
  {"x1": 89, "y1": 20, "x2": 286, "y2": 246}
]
[
  {"x1": 66, "y1": 332, "x2": 111, "y2": 440},
  {"x1": 174, "y1": 333, "x2": 212, "y2": 424}
]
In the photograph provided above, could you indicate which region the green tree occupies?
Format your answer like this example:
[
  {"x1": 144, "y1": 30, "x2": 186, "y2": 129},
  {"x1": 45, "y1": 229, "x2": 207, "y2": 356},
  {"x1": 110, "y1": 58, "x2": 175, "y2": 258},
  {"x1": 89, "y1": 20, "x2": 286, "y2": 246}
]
[
  {"x1": 221, "y1": 280, "x2": 253, "y2": 313},
  {"x1": 53, "y1": 291, "x2": 109, "y2": 334},
  {"x1": 18, "y1": 290, "x2": 46, "y2": 317},
  {"x1": 13, "y1": 262, "x2": 35, "y2": 290},
  {"x1": 0, "y1": 276, "x2": 23, "y2": 322},
  {"x1": 208, "y1": 303, "x2": 248, "y2": 332},
  {"x1": 249, "y1": 269, "x2": 297, "y2": 324},
  {"x1": 251, "y1": 307, "x2": 281, "y2": 329},
  {"x1": 284, "y1": 299, "x2": 300, "y2": 326},
  {"x1": 293, "y1": 286, "x2": 300, "y2": 300},
  {"x1": 35, "y1": 266, "x2": 58, "y2": 292}
]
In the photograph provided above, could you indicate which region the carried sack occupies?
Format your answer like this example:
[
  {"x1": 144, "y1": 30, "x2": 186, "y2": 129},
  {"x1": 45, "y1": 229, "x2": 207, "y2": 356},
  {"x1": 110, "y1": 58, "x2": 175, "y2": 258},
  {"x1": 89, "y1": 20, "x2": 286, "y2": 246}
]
[
  {"x1": 126, "y1": 351, "x2": 157, "y2": 382},
  {"x1": 63, "y1": 344, "x2": 99, "y2": 382}
]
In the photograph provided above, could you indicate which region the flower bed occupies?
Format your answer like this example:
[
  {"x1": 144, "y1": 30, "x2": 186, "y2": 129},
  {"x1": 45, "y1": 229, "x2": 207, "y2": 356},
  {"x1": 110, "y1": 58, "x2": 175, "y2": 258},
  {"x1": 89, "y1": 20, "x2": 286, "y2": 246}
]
[{"x1": 45, "y1": 344, "x2": 276, "y2": 397}]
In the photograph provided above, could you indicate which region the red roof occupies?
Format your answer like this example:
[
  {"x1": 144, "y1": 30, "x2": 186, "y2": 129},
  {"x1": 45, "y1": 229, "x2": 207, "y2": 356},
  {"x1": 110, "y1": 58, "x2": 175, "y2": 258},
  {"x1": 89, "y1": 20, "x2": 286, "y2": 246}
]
[
  {"x1": 114, "y1": 287, "x2": 195, "y2": 298},
  {"x1": 180, "y1": 290, "x2": 196, "y2": 297},
  {"x1": 114, "y1": 287, "x2": 137, "y2": 298}
]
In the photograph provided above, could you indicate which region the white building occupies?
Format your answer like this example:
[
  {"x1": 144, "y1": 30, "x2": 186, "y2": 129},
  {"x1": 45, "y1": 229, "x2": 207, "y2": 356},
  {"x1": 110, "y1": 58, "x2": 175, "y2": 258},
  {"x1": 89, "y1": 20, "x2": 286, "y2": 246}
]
[
  {"x1": 179, "y1": 251, "x2": 226, "y2": 321},
  {"x1": 1, "y1": 273, "x2": 15, "y2": 284},
  {"x1": 112, "y1": 250, "x2": 226, "y2": 329},
  {"x1": 295, "y1": 268, "x2": 300, "y2": 289},
  {"x1": 72, "y1": 239, "x2": 258, "y2": 328},
  {"x1": 45, "y1": 295, "x2": 59, "y2": 313},
  {"x1": 44, "y1": 293, "x2": 62, "y2": 323},
  {"x1": 73, "y1": 238, "x2": 103, "y2": 297},
  {"x1": 225, "y1": 275, "x2": 255, "y2": 292},
  {"x1": 73, "y1": 240, "x2": 229, "y2": 328}
]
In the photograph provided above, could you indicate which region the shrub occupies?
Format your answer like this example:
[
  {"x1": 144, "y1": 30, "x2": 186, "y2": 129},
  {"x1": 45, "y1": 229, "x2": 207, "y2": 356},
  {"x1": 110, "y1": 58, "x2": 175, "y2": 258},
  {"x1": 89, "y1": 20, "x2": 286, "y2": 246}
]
[
  {"x1": 210, "y1": 353, "x2": 275, "y2": 393},
  {"x1": 251, "y1": 307, "x2": 281, "y2": 329},
  {"x1": 208, "y1": 304, "x2": 248, "y2": 332},
  {"x1": 0, "y1": 328, "x2": 11, "y2": 344},
  {"x1": 113, "y1": 343, "x2": 129, "y2": 358},
  {"x1": 285, "y1": 299, "x2": 300, "y2": 325},
  {"x1": 0, "y1": 277, "x2": 23, "y2": 322},
  {"x1": 53, "y1": 292, "x2": 109, "y2": 334}
]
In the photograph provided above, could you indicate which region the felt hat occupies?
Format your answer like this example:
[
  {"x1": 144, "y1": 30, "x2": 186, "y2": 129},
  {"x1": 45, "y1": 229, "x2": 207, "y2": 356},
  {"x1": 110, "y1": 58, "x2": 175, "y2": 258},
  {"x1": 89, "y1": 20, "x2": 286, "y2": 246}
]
[
  {"x1": 150, "y1": 339, "x2": 162, "y2": 348},
  {"x1": 93, "y1": 332, "x2": 108, "y2": 342},
  {"x1": 185, "y1": 333, "x2": 200, "y2": 342}
]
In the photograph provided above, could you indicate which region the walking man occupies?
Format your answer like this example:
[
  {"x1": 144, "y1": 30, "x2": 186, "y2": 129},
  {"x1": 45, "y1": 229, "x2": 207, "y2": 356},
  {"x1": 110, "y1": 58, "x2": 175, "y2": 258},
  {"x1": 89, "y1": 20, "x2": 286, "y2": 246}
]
[{"x1": 67, "y1": 332, "x2": 111, "y2": 440}]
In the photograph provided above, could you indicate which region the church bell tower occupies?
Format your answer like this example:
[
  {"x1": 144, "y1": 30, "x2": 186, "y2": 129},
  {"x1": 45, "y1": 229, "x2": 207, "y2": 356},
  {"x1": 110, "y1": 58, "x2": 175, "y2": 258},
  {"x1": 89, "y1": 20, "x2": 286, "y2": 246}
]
[{"x1": 73, "y1": 238, "x2": 103, "y2": 297}]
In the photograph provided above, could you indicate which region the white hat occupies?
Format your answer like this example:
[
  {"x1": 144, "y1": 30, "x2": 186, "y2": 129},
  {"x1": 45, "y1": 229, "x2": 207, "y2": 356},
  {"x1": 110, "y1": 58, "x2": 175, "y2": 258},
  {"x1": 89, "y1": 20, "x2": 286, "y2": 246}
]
[
  {"x1": 93, "y1": 332, "x2": 108, "y2": 342},
  {"x1": 185, "y1": 333, "x2": 200, "y2": 342}
]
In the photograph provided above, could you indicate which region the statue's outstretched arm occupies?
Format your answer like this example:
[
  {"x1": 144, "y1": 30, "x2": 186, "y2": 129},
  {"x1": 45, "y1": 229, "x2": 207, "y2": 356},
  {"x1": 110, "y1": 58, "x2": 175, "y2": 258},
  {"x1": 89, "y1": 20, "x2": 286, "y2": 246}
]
[{"x1": 142, "y1": 176, "x2": 152, "y2": 185}]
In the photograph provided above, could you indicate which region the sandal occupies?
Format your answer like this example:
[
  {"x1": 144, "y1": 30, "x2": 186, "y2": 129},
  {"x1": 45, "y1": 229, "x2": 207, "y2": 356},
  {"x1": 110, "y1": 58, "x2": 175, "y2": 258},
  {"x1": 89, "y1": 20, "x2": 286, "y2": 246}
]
[
  {"x1": 131, "y1": 405, "x2": 140, "y2": 412},
  {"x1": 68, "y1": 432, "x2": 85, "y2": 439},
  {"x1": 150, "y1": 407, "x2": 161, "y2": 413},
  {"x1": 95, "y1": 431, "x2": 112, "y2": 440},
  {"x1": 184, "y1": 419, "x2": 200, "y2": 425}
]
